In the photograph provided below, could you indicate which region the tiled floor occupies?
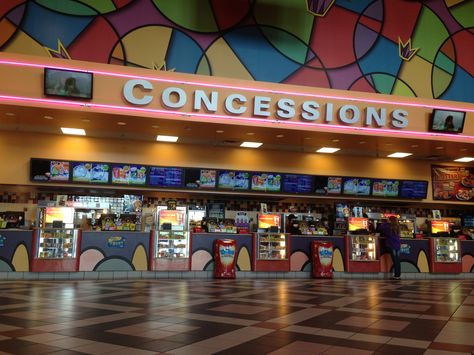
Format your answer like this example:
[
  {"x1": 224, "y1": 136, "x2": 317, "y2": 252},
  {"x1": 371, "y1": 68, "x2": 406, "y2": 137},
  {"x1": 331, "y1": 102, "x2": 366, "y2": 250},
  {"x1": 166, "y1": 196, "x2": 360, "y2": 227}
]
[{"x1": 0, "y1": 279, "x2": 473, "y2": 354}]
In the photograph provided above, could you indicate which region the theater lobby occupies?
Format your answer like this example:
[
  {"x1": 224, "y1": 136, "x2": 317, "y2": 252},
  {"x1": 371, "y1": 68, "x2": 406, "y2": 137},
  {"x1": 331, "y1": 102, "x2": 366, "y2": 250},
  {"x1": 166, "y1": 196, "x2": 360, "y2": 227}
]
[{"x1": 0, "y1": 279, "x2": 473, "y2": 354}]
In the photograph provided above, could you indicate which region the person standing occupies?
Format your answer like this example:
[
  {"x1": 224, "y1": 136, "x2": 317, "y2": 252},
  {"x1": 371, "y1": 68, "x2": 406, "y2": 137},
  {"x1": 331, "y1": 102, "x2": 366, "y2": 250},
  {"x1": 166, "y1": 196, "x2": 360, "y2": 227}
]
[{"x1": 378, "y1": 216, "x2": 401, "y2": 280}]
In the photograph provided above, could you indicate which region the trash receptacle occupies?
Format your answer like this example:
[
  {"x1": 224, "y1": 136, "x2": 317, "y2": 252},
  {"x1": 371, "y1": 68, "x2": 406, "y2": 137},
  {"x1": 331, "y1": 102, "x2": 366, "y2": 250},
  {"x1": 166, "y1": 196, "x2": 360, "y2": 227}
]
[
  {"x1": 311, "y1": 240, "x2": 333, "y2": 278},
  {"x1": 214, "y1": 239, "x2": 237, "y2": 279}
]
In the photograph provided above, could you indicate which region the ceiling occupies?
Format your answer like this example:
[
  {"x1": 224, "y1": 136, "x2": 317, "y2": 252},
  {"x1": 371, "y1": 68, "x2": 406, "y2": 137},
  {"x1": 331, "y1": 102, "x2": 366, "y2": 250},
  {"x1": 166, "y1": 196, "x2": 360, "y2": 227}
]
[{"x1": 0, "y1": 102, "x2": 473, "y2": 163}]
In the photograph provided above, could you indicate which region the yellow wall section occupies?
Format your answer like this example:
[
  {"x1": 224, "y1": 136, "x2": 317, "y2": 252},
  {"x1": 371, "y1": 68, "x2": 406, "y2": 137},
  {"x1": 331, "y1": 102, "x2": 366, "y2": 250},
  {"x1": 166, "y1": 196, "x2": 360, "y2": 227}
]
[
  {"x1": 205, "y1": 38, "x2": 254, "y2": 80},
  {"x1": 332, "y1": 248, "x2": 344, "y2": 272},
  {"x1": 237, "y1": 246, "x2": 251, "y2": 271},
  {"x1": 12, "y1": 244, "x2": 29, "y2": 272},
  {"x1": 417, "y1": 250, "x2": 429, "y2": 272},
  {"x1": 132, "y1": 244, "x2": 148, "y2": 271}
]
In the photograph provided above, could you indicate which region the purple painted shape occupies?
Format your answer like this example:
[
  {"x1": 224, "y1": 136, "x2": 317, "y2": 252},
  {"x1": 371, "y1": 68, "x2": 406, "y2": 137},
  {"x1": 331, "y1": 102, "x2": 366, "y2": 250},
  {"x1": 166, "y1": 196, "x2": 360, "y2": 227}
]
[
  {"x1": 308, "y1": 0, "x2": 333, "y2": 14},
  {"x1": 326, "y1": 62, "x2": 365, "y2": 90},
  {"x1": 354, "y1": 23, "x2": 379, "y2": 60},
  {"x1": 105, "y1": 0, "x2": 218, "y2": 50},
  {"x1": 423, "y1": 2, "x2": 463, "y2": 35},
  {"x1": 363, "y1": 0, "x2": 383, "y2": 21},
  {"x1": 6, "y1": 3, "x2": 26, "y2": 26}
]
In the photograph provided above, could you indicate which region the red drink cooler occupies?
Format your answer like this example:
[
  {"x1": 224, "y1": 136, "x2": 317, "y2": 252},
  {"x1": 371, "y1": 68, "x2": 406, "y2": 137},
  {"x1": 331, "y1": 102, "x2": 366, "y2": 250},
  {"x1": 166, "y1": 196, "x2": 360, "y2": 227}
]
[
  {"x1": 214, "y1": 239, "x2": 237, "y2": 279},
  {"x1": 311, "y1": 240, "x2": 333, "y2": 278}
]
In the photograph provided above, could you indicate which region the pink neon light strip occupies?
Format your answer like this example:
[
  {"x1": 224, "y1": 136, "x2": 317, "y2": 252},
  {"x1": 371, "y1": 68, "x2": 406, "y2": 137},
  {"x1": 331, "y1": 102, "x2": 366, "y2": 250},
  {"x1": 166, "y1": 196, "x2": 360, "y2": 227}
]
[
  {"x1": 1, "y1": 59, "x2": 473, "y2": 113},
  {"x1": 1, "y1": 94, "x2": 473, "y2": 142}
]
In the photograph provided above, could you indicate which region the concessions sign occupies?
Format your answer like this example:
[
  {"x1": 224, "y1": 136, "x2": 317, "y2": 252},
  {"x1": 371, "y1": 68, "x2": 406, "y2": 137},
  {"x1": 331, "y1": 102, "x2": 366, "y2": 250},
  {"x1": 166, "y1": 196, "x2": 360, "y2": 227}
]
[{"x1": 432, "y1": 165, "x2": 474, "y2": 202}]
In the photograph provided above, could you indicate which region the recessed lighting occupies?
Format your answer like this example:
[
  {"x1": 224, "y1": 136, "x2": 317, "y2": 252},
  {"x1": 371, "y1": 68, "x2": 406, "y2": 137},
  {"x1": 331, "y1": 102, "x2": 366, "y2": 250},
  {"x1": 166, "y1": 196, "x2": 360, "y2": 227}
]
[
  {"x1": 385, "y1": 143, "x2": 393, "y2": 146},
  {"x1": 4, "y1": 112, "x2": 15, "y2": 116},
  {"x1": 387, "y1": 152, "x2": 412, "y2": 158},
  {"x1": 185, "y1": 127, "x2": 192, "y2": 131},
  {"x1": 152, "y1": 125, "x2": 160, "y2": 129},
  {"x1": 81, "y1": 119, "x2": 90, "y2": 122},
  {"x1": 117, "y1": 122, "x2": 126, "y2": 126},
  {"x1": 460, "y1": 148, "x2": 468, "y2": 152},
  {"x1": 410, "y1": 144, "x2": 419, "y2": 148},
  {"x1": 156, "y1": 135, "x2": 178, "y2": 142},
  {"x1": 61, "y1": 127, "x2": 86, "y2": 136},
  {"x1": 454, "y1": 157, "x2": 474, "y2": 163},
  {"x1": 276, "y1": 134, "x2": 285, "y2": 138},
  {"x1": 240, "y1": 141, "x2": 262, "y2": 148},
  {"x1": 359, "y1": 141, "x2": 366, "y2": 144},
  {"x1": 304, "y1": 137, "x2": 312, "y2": 140},
  {"x1": 216, "y1": 130, "x2": 224, "y2": 134},
  {"x1": 435, "y1": 146, "x2": 444, "y2": 150},
  {"x1": 331, "y1": 139, "x2": 340, "y2": 143},
  {"x1": 44, "y1": 115, "x2": 54, "y2": 120},
  {"x1": 246, "y1": 132, "x2": 255, "y2": 136},
  {"x1": 316, "y1": 147, "x2": 340, "y2": 154}
]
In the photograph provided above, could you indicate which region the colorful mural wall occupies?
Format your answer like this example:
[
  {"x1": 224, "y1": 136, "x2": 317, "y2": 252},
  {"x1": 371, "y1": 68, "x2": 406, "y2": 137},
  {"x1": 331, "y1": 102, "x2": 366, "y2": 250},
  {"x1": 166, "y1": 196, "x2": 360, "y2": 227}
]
[{"x1": 0, "y1": 0, "x2": 472, "y2": 103}]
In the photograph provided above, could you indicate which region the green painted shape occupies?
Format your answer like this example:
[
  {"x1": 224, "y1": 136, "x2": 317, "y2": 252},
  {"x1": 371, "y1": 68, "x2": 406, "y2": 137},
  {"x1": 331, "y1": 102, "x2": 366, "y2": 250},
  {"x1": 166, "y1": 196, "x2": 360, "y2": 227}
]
[
  {"x1": 392, "y1": 78, "x2": 416, "y2": 97},
  {"x1": 152, "y1": 0, "x2": 217, "y2": 32},
  {"x1": 76, "y1": 0, "x2": 117, "y2": 13},
  {"x1": 450, "y1": 1, "x2": 474, "y2": 27},
  {"x1": 204, "y1": 261, "x2": 214, "y2": 271},
  {"x1": 254, "y1": 0, "x2": 314, "y2": 45},
  {"x1": 412, "y1": 6, "x2": 449, "y2": 62},
  {"x1": 434, "y1": 51, "x2": 455, "y2": 74},
  {"x1": 36, "y1": 0, "x2": 100, "y2": 15},
  {"x1": 0, "y1": 260, "x2": 13, "y2": 271},
  {"x1": 401, "y1": 262, "x2": 419, "y2": 273},
  {"x1": 95, "y1": 258, "x2": 133, "y2": 271},
  {"x1": 197, "y1": 56, "x2": 211, "y2": 75},
  {"x1": 261, "y1": 27, "x2": 308, "y2": 64},
  {"x1": 433, "y1": 66, "x2": 453, "y2": 98},
  {"x1": 371, "y1": 73, "x2": 395, "y2": 94}
]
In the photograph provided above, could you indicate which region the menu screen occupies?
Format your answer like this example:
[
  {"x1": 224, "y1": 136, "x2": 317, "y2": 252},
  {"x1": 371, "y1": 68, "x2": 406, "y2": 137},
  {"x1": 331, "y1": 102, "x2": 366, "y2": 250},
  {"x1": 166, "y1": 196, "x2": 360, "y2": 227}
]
[
  {"x1": 314, "y1": 176, "x2": 342, "y2": 195},
  {"x1": 111, "y1": 164, "x2": 147, "y2": 185},
  {"x1": 30, "y1": 159, "x2": 70, "y2": 182},
  {"x1": 251, "y1": 172, "x2": 282, "y2": 192},
  {"x1": 184, "y1": 168, "x2": 216, "y2": 189},
  {"x1": 217, "y1": 171, "x2": 250, "y2": 190},
  {"x1": 432, "y1": 166, "x2": 474, "y2": 202},
  {"x1": 342, "y1": 177, "x2": 371, "y2": 196},
  {"x1": 372, "y1": 179, "x2": 399, "y2": 197},
  {"x1": 258, "y1": 213, "x2": 281, "y2": 229},
  {"x1": 282, "y1": 174, "x2": 313, "y2": 194},
  {"x1": 149, "y1": 167, "x2": 183, "y2": 187},
  {"x1": 348, "y1": 217, "x2": 368, "y2": 231},
  {"x1": 399, "y1": 180, "x2": 428, "y2": 199},
  {"x1": 72, "y1": 162, "x2": 109, "y2": 183}
]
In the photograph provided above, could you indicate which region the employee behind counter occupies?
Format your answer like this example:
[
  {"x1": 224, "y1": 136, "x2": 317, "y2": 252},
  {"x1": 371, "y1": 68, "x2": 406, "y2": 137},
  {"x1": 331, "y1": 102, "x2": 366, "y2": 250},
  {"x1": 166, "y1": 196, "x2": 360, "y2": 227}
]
[{"x1": 285, "y1": 214, "x2": 330, "y2": 235}]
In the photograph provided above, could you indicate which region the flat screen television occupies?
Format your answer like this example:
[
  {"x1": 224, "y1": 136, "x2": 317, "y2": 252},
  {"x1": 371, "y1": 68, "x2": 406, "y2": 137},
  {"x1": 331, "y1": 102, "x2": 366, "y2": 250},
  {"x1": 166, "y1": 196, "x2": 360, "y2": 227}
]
[
  {"x1": 282, "y1": 174, "x2": 313, "y2": 194},
  {"x1": 149, "y1": 167, "x2": 184, "y2": 188},
  {"x1": 348, "y1": 217, "x2": 368, "y2": 232},
  {"x1": 314, "y1": 176, "x2": 342, "y2": 195},
  {"x1": 399, "y1": 180, "x2": 428, "y2": 199},
  {"x1": 429, "y1": 109, "x2": 465, "y2": 134},
  {"x1": 30, "y1": 158, "x2": 70, "y2": 182},
  {"x1": 251, "y1": 172, "x2": 281, "y2": 192},
  {"x1": 72, "y1": 162, "x2": 109, "y2": 184},
  {"x1": 44, "y1": 68, "x2": 93, "y2": 100},
  {"x1": 342, "y1": 177, "x2": 371, "y2": 196},
  {"x1": 111, "y1": 164, "x2": 147, "y2": 185},
  {"x1": 217, "y1": 170, "x2": 250, "y2": 190},
  {"x1": 258, "y1": 213, "x2": 281, "y2": 229},
  {"x1": 371, "y1": 179, "x2": 400, "y2": 197},
  {"x1": 184, "y1": 168, "x2": 216, "y2": 189}
]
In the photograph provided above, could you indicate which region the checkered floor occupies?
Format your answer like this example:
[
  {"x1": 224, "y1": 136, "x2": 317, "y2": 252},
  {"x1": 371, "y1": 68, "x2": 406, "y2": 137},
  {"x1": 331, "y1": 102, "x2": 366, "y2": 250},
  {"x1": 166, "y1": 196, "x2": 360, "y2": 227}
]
[{"x1": 0, "y1": 279, "x2": 473, "y2": 354}]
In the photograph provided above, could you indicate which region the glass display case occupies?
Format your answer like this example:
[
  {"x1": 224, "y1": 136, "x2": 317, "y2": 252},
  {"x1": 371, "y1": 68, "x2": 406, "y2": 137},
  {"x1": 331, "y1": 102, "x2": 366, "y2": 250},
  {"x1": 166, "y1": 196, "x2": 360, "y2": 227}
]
[
  {"x1": 154, "y1": 209, "x2": 189, "y2": 259},
  {"x1": 36, "y1": 228, "x2": 78, "y2": 259},
  {"x1": 349, "y1": 234, "x2": 378, "y2": 261},
  {"x1": 257, "y1": 232, "x2": 287, "y2": 260},
  {"x1": 433, "y1": 237, "x2": 460, "y2": 263}
]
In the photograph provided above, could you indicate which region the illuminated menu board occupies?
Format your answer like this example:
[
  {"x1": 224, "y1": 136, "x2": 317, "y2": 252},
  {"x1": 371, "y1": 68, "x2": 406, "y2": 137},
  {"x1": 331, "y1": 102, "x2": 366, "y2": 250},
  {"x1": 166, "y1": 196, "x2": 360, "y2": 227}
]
[
  {"x1": 72, "y1": 162, "x2": 109, "y2": 184},
  {"x1": 30, "y1": 158, "x2": 70, "y2": 182},
  {"x1": 149, "y1": 167, "x2": 183, "y2": 188},
  {"x1": 314, "y1": 176, "x2": 342, "y2": 195},
  {"x1": 282, "y1": 174, "x2": 313, "y2": 194},
  {"x1": 372, "y1": 179, "x2": 399, "y2": 197},
  {"x1": 217, "y1": 171, "x2": 250, "y2": 190},
  {"x1": 184, "y1": 168, "x2": 216, "y2": 189},
  {"x1": 343, "y1": 178, "x2": 371, "y2": 196},
  {"x1": 399, "y1": 180, "x2": 428, "y2": 199},
  {"x1": 111, "y1": 164, "x2": 147, "y2": 185},
  {"x1": 251, "y1": 172, "x2": 281, "y2": 192}
]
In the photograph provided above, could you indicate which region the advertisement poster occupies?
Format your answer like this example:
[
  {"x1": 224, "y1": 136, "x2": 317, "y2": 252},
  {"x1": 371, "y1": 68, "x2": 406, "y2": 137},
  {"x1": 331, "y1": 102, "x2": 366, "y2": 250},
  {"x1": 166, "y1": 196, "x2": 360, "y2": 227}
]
[
  {"x1": 218, "y1": 171, "x2": 250, "y2": 190},
  {"x1": 372, "y1": 179, "x2": 399, "y2": 197},
  {"x1": 258, "y1": 214, "x2": 281, "y2": 229},
  {"x1": 112, "y1": 165, "x2": 146, "y2": 185},
  {"x1": 159, "y1": 210, "x2": 185, "y2": 226},
  {"x1": 348, "y1": 217, "x2": 368, "y2": 231},
  {"x1": 251, "y1": 173, "x2": 281, "y2": 192},
  {"x1": 72, "y1": 162, "x2": 109, "y2": 183},
  {"x1": 343, "y1": 178, "x2": 371, "y2": 196},
  {"x1": 431, "y1": 220, "x2": 450, "y2": 234},
  {"x1": 432, "y1": 165, "x2": 474, "y2": 202},
  {"x1": 50, "y1": 161, "x2": 70, "y2": 181},
  {"x1": 199, "y1": 169, "x2": 217, "y2": 188}
]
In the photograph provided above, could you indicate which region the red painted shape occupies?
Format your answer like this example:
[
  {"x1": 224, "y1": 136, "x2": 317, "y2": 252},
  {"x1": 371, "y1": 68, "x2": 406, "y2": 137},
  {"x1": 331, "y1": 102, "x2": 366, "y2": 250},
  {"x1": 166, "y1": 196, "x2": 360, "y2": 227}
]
[
  {"x1": 358, "y1": 15, "x2": 382, "y2": 34},
  {"x1": 0, "y1": 0, "x2": 24, "y2": 17},
  {"x1": 211, "y1": 0, "x2": 251, "y2": 31},
  {"x1": 284, "y1": 66, "x2": 330, "y2": 88},
  {"x1": 381, "y1": 1, "x2": 422, "y2": 43},
  {"x1": 452, "y1": 30, "x2": 474, "y2": 76},
  {"x1": 112, "y1": 0, "x2": 134, "y2": 9},
  {"x1": 68, "y1": 17, "x2": 119, "y2": 63},
  {"x1": 349, "y1": 76, "x2": 376, "y2": 93},
  {"x1": 30, "y1": 258, "x2": 78, "y2": 272}
]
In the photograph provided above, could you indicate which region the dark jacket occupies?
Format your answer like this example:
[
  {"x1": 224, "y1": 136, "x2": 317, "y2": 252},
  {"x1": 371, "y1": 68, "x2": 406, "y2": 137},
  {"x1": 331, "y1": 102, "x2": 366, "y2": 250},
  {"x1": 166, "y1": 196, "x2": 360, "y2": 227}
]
[{"x1": 377, "y1": 222, "x2": 401, "y2": 250}]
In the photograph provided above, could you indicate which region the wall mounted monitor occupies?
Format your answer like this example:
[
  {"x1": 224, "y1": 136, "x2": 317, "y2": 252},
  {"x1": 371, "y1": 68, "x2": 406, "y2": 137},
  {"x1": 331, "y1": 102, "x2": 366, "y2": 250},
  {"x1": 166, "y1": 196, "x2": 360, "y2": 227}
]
[
  {"x1": 282, "y1": 174, "x2": 313, "y2": 194},
  {"x1": 217, "y1": 170, "x2": 250, "y2": 190},
  {"x1": 399, "y1": 180, "x2": 428, "y2": 199},
  {"x1": 44, "y1": 68, "x2": 93, "y2": 100},
  {"x1": 251, "y1": 172, "x2": 282, "y2": 192},
  {"x1": 111, "y1": 164, "x2": 147, "y2": 185},
  {"x1": 342, "y1": 177, "x2": 371, "y2": 196},
  {"x1": 371, "y1": 179, "x2": 400, "y2": 197},
  {"x1": 348, "y1": 217, "x2": 368, "y2": 232},
  {"x1": 314, "y1": 176, "x2": 342, "y2": 195},
  {"x1": 72, "y1": 162, "x2": 109, "y2": 184},
  {"x1": 148, "y1": 167, "x2": 184, "y2": 188},
  {"x1": 30, "y1": 158, "x2": 70, "y2": 182},
  {"x1": 429, "y1": 109, "x2": 465, "y2": 134},
  {"x1": 184, "y1": 168, "x2": 216, "y2": 189}
]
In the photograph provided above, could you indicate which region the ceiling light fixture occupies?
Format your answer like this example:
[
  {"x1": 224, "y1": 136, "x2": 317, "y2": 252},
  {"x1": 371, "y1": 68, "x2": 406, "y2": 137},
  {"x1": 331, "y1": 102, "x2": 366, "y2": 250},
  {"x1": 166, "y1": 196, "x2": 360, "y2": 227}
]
[
  {"x1": 435, "y1": 146, "x2": 444, "y2": 150},
  {"x1": 216, "y1": 130, "x2": 224, "y2": 133},
  {"x1": 4, "y1": 112, "x2": 15, "y2": 116},
  {"x1": 331, "y1": 139, "x2": 340, "y2": 142},
  {"x1": 44, "y1": 115, "x2": 54, "y2": 120},
  {"x1": 454, "y1": 157, "x2": 474, "y2": 163},
  {"x1": 246, "y1": 132, "x2": 255, "y2": 136},
  {"x1": 156, "y1": 135, "x2": 178, "y2": 142},
  {"x1": 316, "y1": 147, "x2": 340, "y2": 153},
  {"x1": 81, "y1": 119, "x2": 90, "y2": 122},
  {"x1": 117, "y1": 121, "x2": 126, "y2": 126},
  {"x1": 276, "y1": 134, "x2": 285, "y2": 138},
  {"x1": 240, "y1": 141, "x2": 262, "y2": 148},
  {"x1": 151, "y1": 125, "x2": 160, "y2": 129},
  {"x1": 387, "y1": 152, "x2": 412, "y2": 158},
  {"x1": 61, "y1": 127, "x2": 86, "y2": 136}
]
